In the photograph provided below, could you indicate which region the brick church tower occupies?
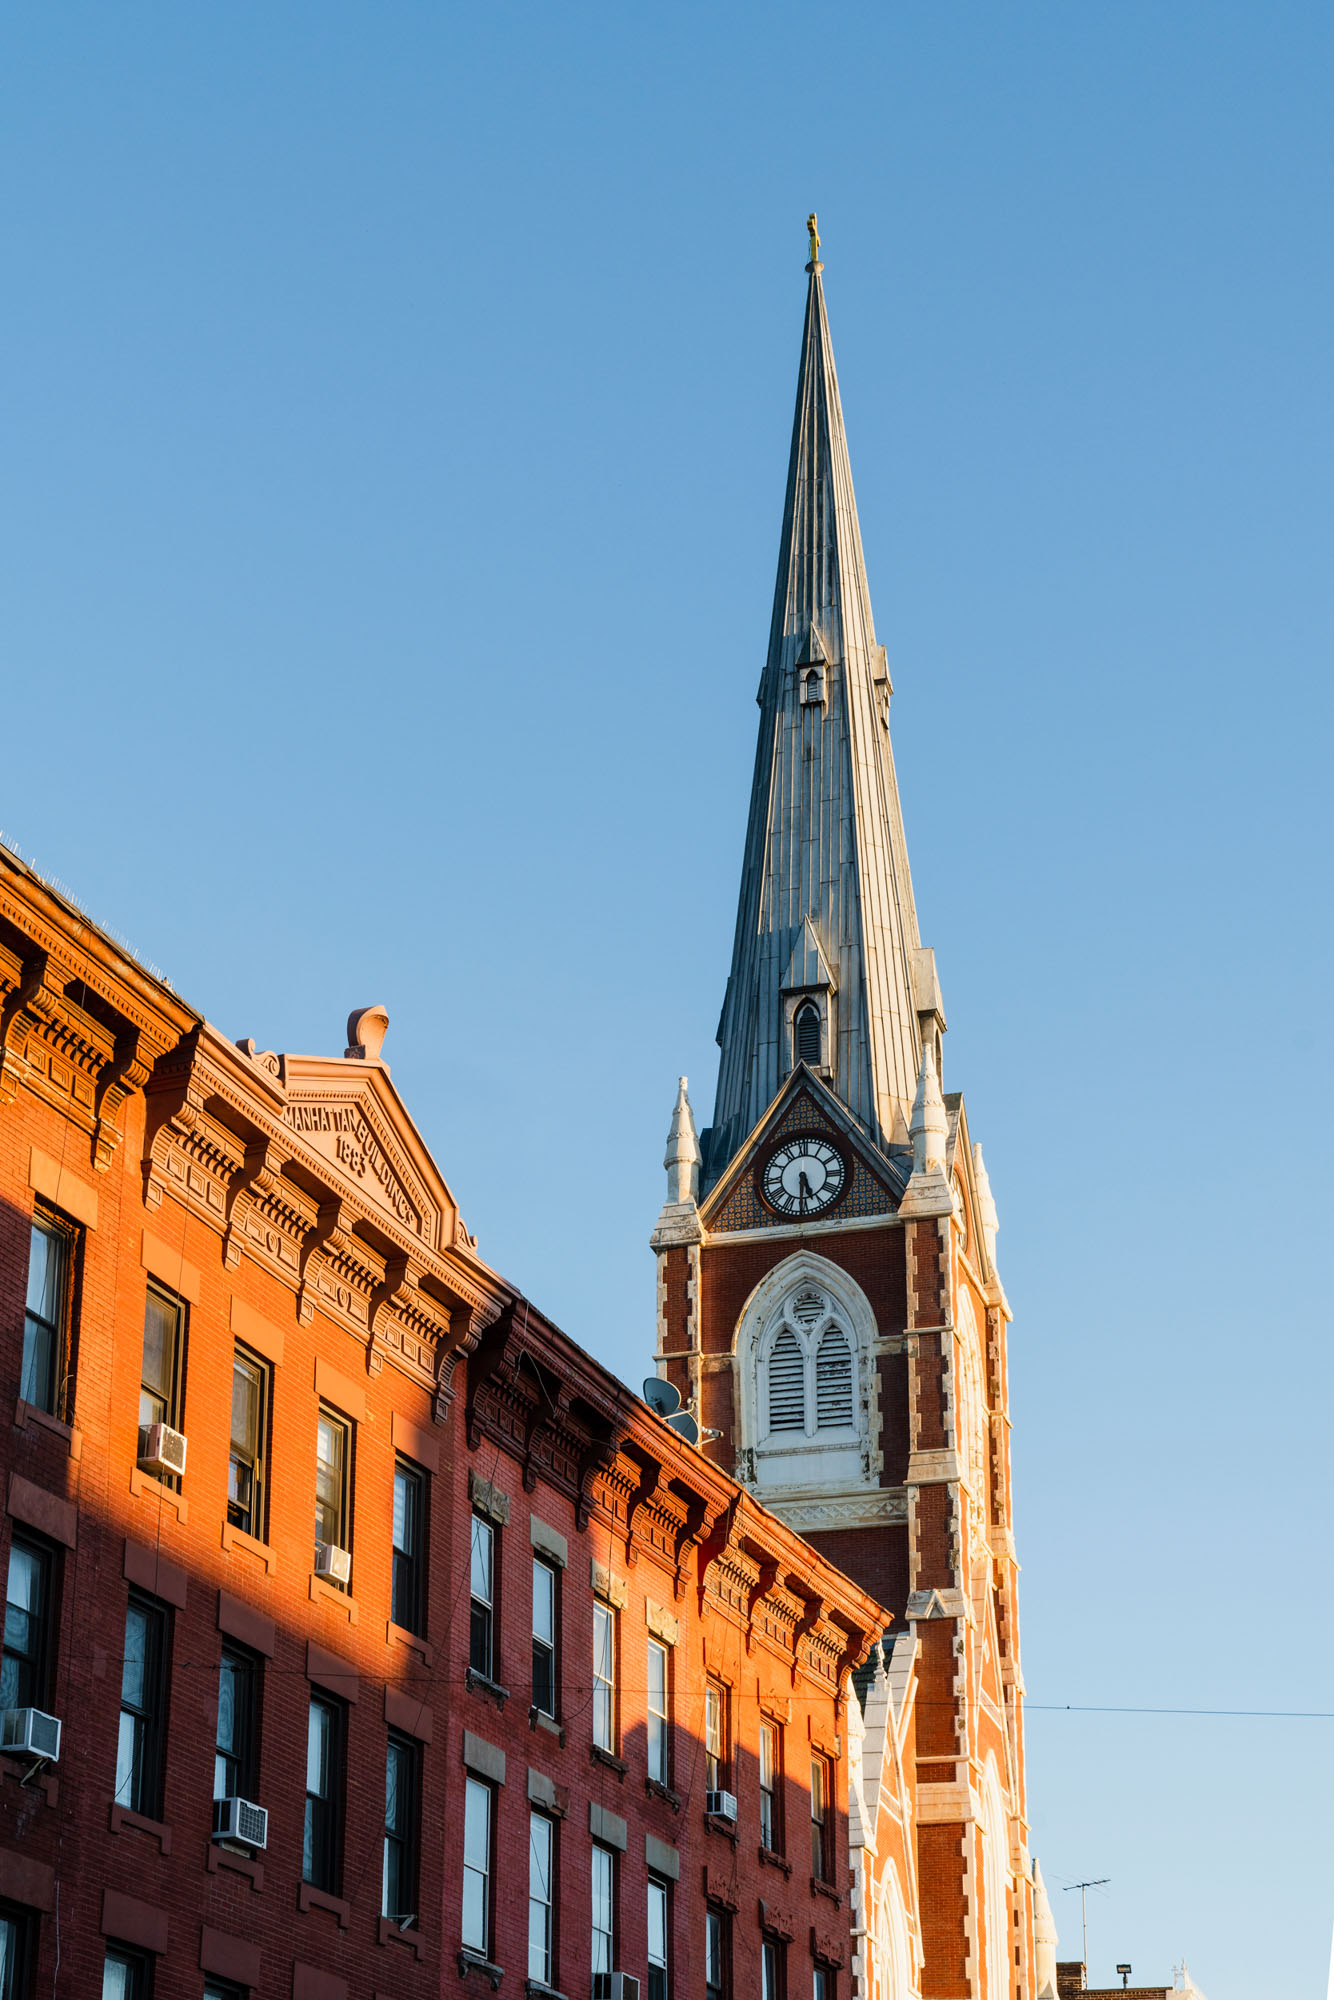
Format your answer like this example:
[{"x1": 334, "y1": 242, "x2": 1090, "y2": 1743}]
[{"x1": 652, "y1": 234, "x2": 1037, "y2": 2000}]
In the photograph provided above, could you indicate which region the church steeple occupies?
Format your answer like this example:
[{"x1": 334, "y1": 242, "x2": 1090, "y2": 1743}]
[{"x1": 705, "y1": 230, "x2": 932, "y2": 1184}]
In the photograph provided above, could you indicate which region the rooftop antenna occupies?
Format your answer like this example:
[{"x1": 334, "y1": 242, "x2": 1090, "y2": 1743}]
[{"x1": 1063, "y1": 1879, "x2": 1110, "y2": 1971}]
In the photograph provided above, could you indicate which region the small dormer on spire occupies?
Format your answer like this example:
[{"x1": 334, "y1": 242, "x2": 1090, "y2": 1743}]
[
  {"x1": 650, "y1": 1077, "x2": 704, "y2": 1249},
  {"x1": 898, "y1": 1039, "x2": 953, "y2": 1218}
]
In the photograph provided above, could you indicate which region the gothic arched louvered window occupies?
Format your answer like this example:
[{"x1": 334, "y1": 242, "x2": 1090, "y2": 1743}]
[
  {"x1": 814, "y1": 1327, "x2": 854, "y2": 1429},
  {"x1": 767, "y1": 1331, "x2": 805, "y2": 1433},
  {"x1": 794, "y1": 1003, "x2": 821, "y2": 1067}
]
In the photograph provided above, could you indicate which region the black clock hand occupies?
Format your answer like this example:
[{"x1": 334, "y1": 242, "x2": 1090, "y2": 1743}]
[{"x1": 798, "y1": 1169, "x2": 812, "y2": 1212}]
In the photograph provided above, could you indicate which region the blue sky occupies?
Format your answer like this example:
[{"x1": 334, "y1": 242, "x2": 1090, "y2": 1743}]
[{"x1": 4, "y1": 5, "x2": 1332, "y2": 1990}]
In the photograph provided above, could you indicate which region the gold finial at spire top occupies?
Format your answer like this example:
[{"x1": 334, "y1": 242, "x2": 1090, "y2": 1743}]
[{"x1": 806, "y1": 212, "x2": 821, "y2": 267}]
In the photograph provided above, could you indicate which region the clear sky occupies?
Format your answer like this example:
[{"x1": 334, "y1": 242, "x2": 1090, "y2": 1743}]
[{"x1": 4, "y1": 5, "x2": 1331, "y2": 1991}]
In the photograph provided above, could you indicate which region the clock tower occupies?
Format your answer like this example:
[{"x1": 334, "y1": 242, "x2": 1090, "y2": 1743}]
[{"x1": 651, "y1": 239, "x2": 1037, "y2": 1999}]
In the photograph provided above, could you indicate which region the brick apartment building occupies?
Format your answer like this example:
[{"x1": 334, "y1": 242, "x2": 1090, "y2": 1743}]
[{"x1": 0, "y1": 842, "x2": 891, "y2": 2000}]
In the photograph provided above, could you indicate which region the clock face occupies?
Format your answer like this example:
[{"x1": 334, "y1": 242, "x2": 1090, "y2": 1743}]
[{"x1": 759, "y1": 1136, "x2": 847, "y2": 1217}]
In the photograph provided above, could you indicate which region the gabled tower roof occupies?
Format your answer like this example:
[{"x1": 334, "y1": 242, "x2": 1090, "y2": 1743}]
[{"x1": 705, "y1": 239, "x2": 928, "y2": 1185}]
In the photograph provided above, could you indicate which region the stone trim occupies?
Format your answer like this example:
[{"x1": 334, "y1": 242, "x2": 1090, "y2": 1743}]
[
  {"x1": 645, "y1": 1834, "x2": 680, "y2": 1881},
  {"x1": 462, "y1": 1731, "x2": 506, "y2": 1785},
  {"x1": 529, "y1": 1516, "x2": 568, "y2": 1567},
  {"x1": 28, "y1": 1147, "x2": 98, "y2": 1228},
  {"x1": 645, "y1": 1599, "x2": 679, "y2": 1646},
  {"x1": 589, "y1": 1801, "x2": 627, "y2": 1851},
  {"x1": 590, "y1": 1560, "x2": 627, "y2": 1608},
  {"x1": 469, "y1": 1472, "x2": 511, "y2": 1526}
]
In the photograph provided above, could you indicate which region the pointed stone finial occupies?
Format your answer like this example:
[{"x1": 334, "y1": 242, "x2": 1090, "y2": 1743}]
[
  {"x1": 973, "y1": 1142, "x2": 999, "y2": 1271},
  {"x1": 664, "y1": 1076, "x2": 700, "y2": 1206},
  {"x1": 345, "y1": 1005, "x2": 389, "y2": 1061},
  {"x1": 1031, "y1": 1858, "x2": 1060, "y2": 2000},
  {"x1": 650, "y1": 1076, "x2": 705, "y2": 1249},
  {"x1": 898, "y1": 1039, "x2": 952, "y2": 1218}
]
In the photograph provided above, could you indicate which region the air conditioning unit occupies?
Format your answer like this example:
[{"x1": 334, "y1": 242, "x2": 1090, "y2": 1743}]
[
  {"x1": 314, "y1": 1542, "x2": 352, "y2": 1585},
  {"x1": 1, "y1": 1708, "x2": 61, "y2": 1762},
  {"x1": 593, "y1": 1976, "x2": 640, "y2": 2000},
  {"x1": 705, "y1": 1788, "x2": 738, "y2": 1823},
  {"x1": 213, "y1": 1794, "x2": 268, "y2": 1849},
  {"x1": 138, "y1": 1423, "x2": 188, "y2": 1478}
]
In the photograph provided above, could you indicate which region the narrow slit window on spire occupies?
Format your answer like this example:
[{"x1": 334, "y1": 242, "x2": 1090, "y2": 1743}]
[{"x1": 794, "y1": 1003, "x2": 821, "y2": 1067}]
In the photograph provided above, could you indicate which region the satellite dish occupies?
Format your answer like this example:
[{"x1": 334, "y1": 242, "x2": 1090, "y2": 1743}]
[
  {"x1": 666, "y1": 1409, "x2": 700, "y2": 1447},
  {"x1": 642, "y1": 1377, "x2": 682, "y2": 1419}
]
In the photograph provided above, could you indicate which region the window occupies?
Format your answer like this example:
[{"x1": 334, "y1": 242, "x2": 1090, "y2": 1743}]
[
  {"x1": 22, "y1": 1211, "x2": 72, "y2": 1415},
  {"x1": 392, "y1": 1461, "x2": 426, "y2": 1635},
  {"x1": 704, "y1": 1681, "x2": 728, "y2": 1793},
  {"x1": 759, "y1": 1720, "x2": 781, "y2": 1853},
  {"x1": 462, "y1": 1776, "x2": 492, "y2": 1957},
  {"x1": 762, "y1": 1936, "x2": 786, "y2": 2000},
  {"x1": 794, "y1": 1002, "x2": 821, "y2": 1065},
  {"x1": 0, "y1": 1906, "x2": 33, "y2": 2000},
  {"x1": 646, "y1": 1637, "x2": 670, "y2": 1786},
  {"x1": 767, "y1": 1331, "x2": 804, "y2": 1432},
  {"x1": 591, "y1": 1842, "x2": 615, "y2": 1978},
  {"x1": 531, "y1": 1557, "x2": 557, "y2": 1717},
  {"x1": 314, "y1": 1408, "x2": 350, "y2": 1568},
  {"x1": 383, "y1": 1732, "x2": 418, "y2": 1926},
  {"x1": 2, "y1": 1535, "x2": 53, "y2": 1711},
  {"x1": 813, "y1": 1968, "x2": 832, "y2": 2000},
  {"x1": 101, "y1": 1948, "x2": 150, "y2": 1999},
  {"x1": 811, "y1": 1754, "x2": 833, "y2": 1881},
  {"x1": 528, "y1": 1810, "x2": 554, "y2": 1985},
  {"x1": 214, "y1": 1647, "x2": 259, "y2": 1802},
  {"x1": 647, "y1": 1878, "x2": 669, "y2": 2000},
  {"x1": 592, "y1": 1599, "x2": 615, "y2": 1752},
  {"x1": 303, "y1": 1695, "x2": 343, "y2": 1892},
  {"x1": 469, "y1": 1515, "x2": 495, "y2": 1679},
  {"x1": 204, "y1": 1984, "x2": 246, "y2": 2000},
  {"x1": 139, "y1": 1283, "x2": 185, "y2": 1436},
  {"x1": 228, "y1": 1347, "x2": 269, "y2": 1539},
  {"x1": 705, "y1": 1906, "x2": 731, "y2": 2000},
  {"x1": 115, "y1": 1594, "x2": 168, "y2": 1817},
  {"x1": 814, "y1": 1329, "x2": 853, "y2": 1430}
]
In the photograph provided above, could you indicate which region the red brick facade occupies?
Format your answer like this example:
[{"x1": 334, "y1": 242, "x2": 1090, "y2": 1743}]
[{"x1": 0, "y1": 849, "x2": 889, "y2": 2000}]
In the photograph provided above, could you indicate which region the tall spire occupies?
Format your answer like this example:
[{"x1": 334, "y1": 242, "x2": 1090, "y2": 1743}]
[{"x1": 705, "y1": 229, "x2": 930, "y2": 1183}]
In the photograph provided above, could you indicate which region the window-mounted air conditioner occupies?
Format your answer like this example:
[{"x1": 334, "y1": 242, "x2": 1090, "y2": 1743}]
[
  {"x1": 138, "y1": 1422, "x2": 188, "y2": 1478},
  {"x1": 1, "y1": 1707, "x2": 61, "y2": 1762},
  {"x1": 213, "y1": 1794, "x2": 268, "y2": 1849},
  {"x1": 593, "y1": 1976, "x2": 641, "y2": 2000},
  {"x1": 705, "y1": 1788, "x2": 738, "y2": 1823},
  {"x1": 314, "y1": 1542, "x2": 352, "y2": 1585}
]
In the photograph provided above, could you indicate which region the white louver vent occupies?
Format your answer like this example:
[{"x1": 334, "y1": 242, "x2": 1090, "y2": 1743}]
[
  {"x1": 791, "y1": 1288, "x2": 825, "y2": 1328},
  {"x1": 815, "y1": 1327, "x2": 854, "y2": 1429},
  {"x1": 767, "y1": 1332, "x2": 805, "y2": 1432}
]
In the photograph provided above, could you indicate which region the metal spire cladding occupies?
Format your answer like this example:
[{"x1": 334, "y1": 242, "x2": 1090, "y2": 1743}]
[{"x1": 704, "y1": 237, "x2": 934, "y2": 1185}]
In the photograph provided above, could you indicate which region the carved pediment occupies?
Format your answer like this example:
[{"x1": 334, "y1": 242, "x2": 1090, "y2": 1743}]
[
  {"x1": 280, "y1": 1058, "x2": 452, "y2": 1251},
  {"x1": 701, "y1": 1069, "x2": 907, "y2": 1236}
]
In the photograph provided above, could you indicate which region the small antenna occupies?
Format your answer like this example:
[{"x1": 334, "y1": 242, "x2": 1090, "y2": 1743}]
[{"x1": 1063, "y1": 1878, "x2": 1110, "y2": 1970}]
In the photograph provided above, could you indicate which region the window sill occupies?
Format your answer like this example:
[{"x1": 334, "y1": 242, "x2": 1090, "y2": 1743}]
[
  {"x1": 530, "y1": 1708, "x2": 564, "y2": 1744},
  {"x1": 466, "y1": 1668, "x2": 510, "y2": 1711},
  {"x1": 378, "y1": 1916, "x2": 425, "y2": 1959},
  {"x1": 590, "y1": 1744, "x2": 627, "y2": 1780},
  {"x1": 704, "y1": 1810, "x2": 739, "y2": 1845},
  {"x1": 206, "y1": 1841, "x2": 263, "y2": 1891},
  {"x1": 457, "y1": 1948, "x2": 504, "y2": 1989},
  {"x1": 811, "y1": 1876, "x2": 842, "y2": 1906},
  {"x1": 14, "y1": 1399, "x2": 82, "y2": 1460},
  {"x1": 222, "y1": 1521, "x2": 276, "y2": 1573},
  {"x1": 309, "y1": 1572, "x2": 358, "y2": 1624},
  {"x1": 109, "y1": 1802, "x2": 172, "y2": 1854},
  {"x1": 0, "y1": 1753, "x2": 57, "y2": 1806},
  {"x1": 645, "y1": 1777, "x2": 680, "y2": 1814},
  {"x1": 298, "y1": 1882, "x2": 350, "y2": 1928},
  {"x1": 525, "y1": 1983, "x2": 568, "y2": 2000},
  {"x1": 130, "y1": 1464, "x2": 187, "y2": 1521},
  {"x1": 388, "y1": 1619, "x2": 434, "y2": 1668},
  {"x1": 759, "y1": 1846, "x2": 791, "y2": 1875}
]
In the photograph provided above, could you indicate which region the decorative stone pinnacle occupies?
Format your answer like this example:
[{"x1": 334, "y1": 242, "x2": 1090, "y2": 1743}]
[
  {"x1": 663, "y1": 1075, "x2": 700, "y2": 1207},
  {"x1": 909, "y1": 1040, "x2": 946, "y2": 1176},
  {"x1": 973, "y1": 1141, "x2": 1000, "y2": 1271}
]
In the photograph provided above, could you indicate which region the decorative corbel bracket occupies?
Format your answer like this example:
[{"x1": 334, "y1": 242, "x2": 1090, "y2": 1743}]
[
  {"x1": 575, "y1": 1435, "x2": 615, "y2": 1533},
  {"x1": 671, "y1": 1488, "x2": 708, "y2": 1602},
  {"x1": 789, "y1": 1579, "x2": 827, "y2": 1687},
  {"x1": 0, "y1": 946, "x2": 47, "y2": 1106},
  {"x1": 743, "y1": 1542, "x2": 781, "y2": 1655},
  {"x1": 296, "y1": 1196, "x2": 357, "y2": 1326},
  {"x1": 623, "y1": 1445, "x2": 662, "y2": 1567}
]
